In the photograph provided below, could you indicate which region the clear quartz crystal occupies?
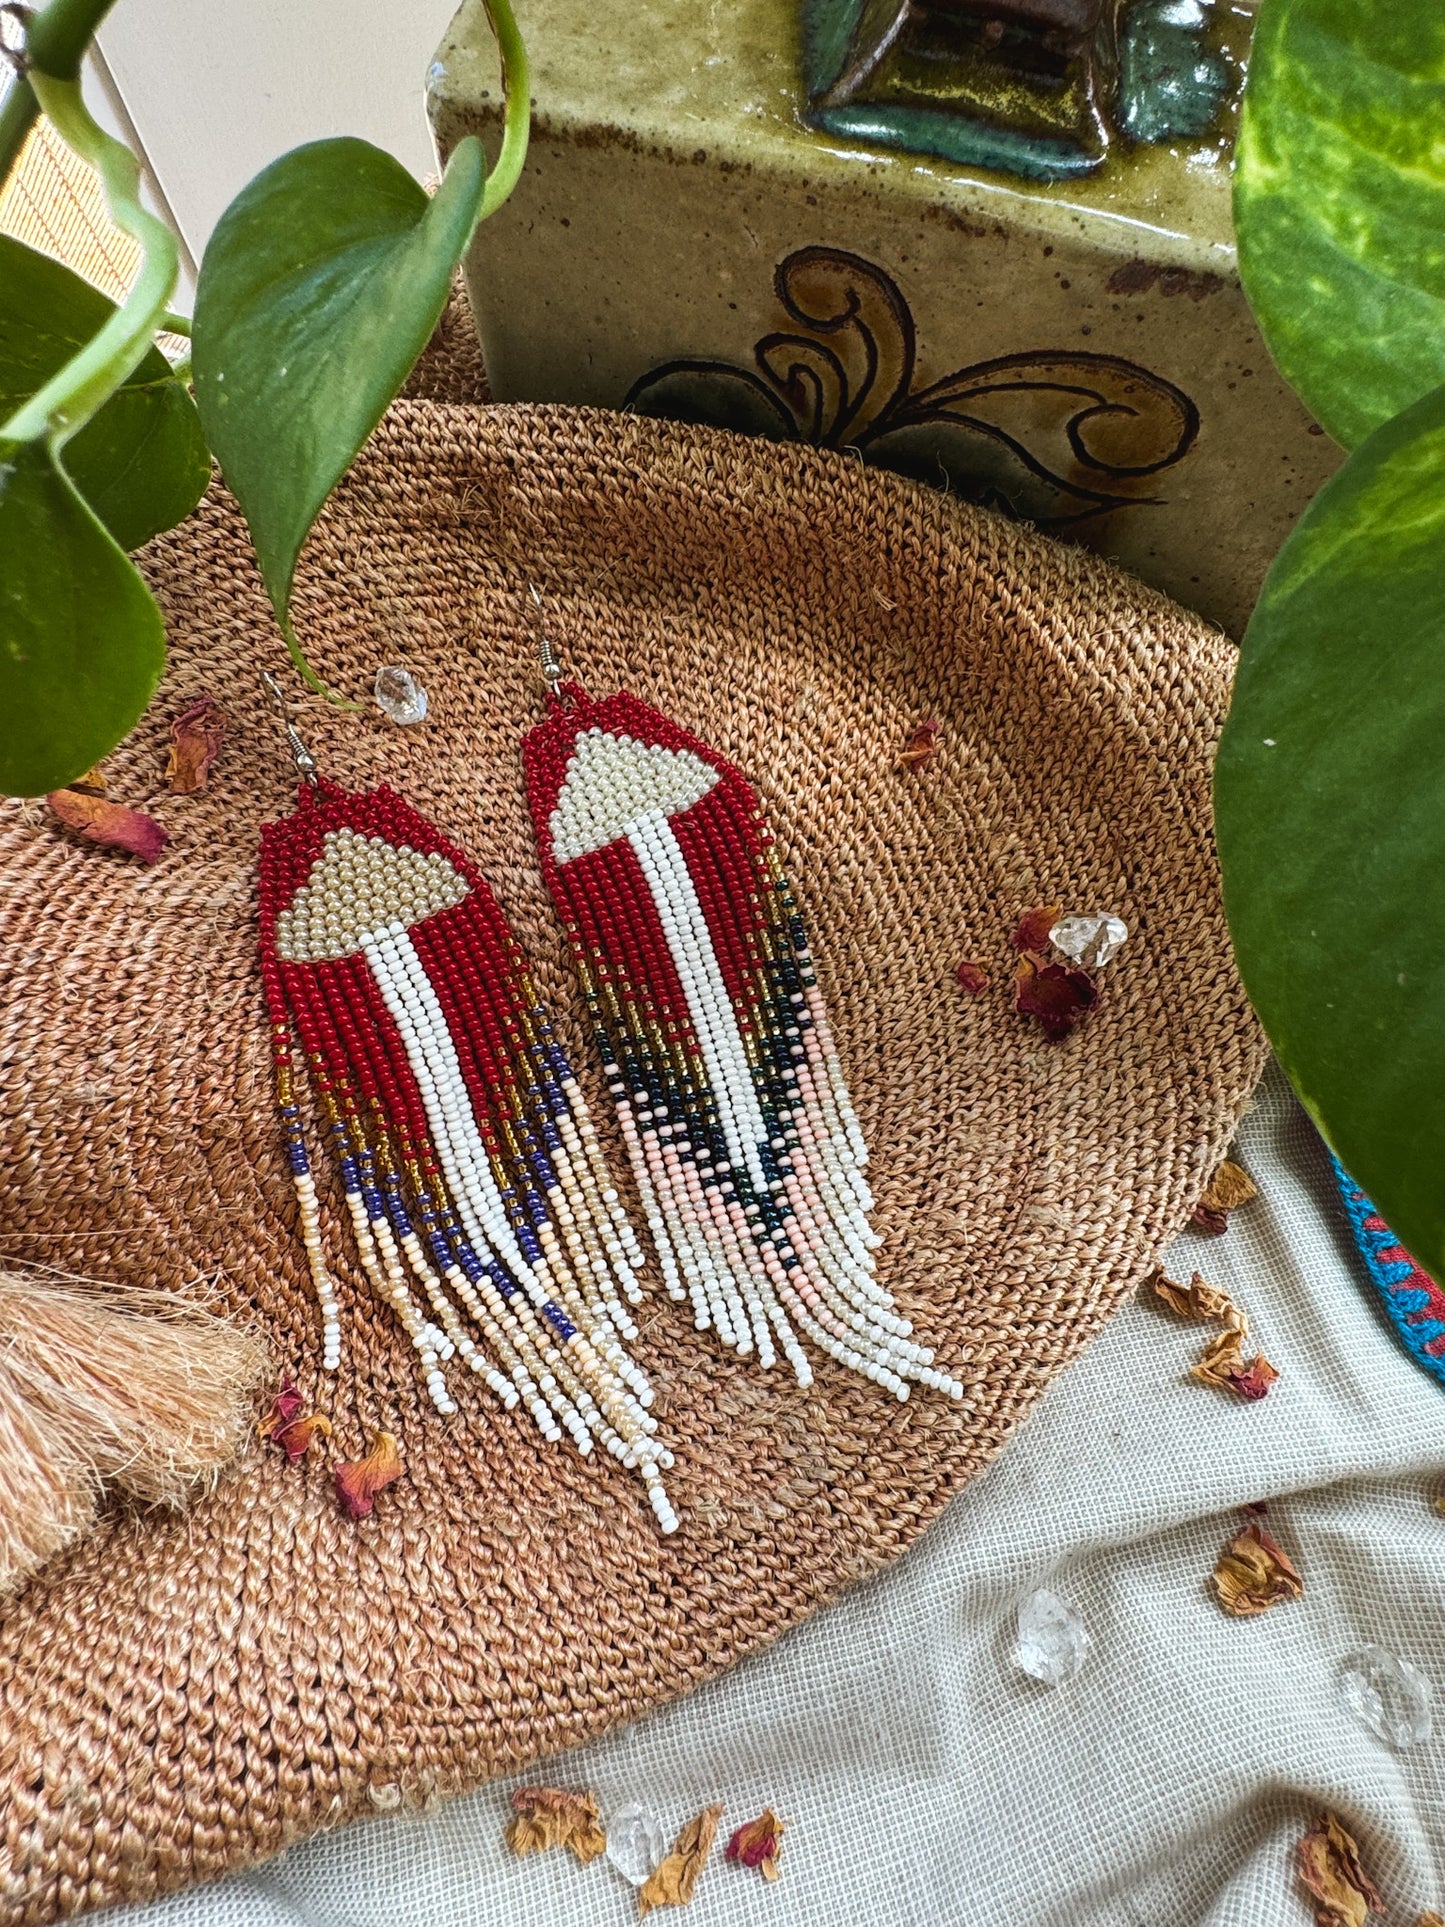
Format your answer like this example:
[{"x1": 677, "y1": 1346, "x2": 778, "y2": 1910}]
[
  {"x1": 373, "y1": 664, "x2": 429, "y2": 726},
  {"x1": 1014, "y1": 1587, "x2": 1090, "y2": 1687},
  {"x1": 605, "y1": 1802, "x2": 666, "y2": 1886},
  {"x1": 1049, "y1": 912, "x2": 1129, "y2": 970},
  {"x1": 1338, "y1": 1646, "x2": 1433, "y2": 1749}
]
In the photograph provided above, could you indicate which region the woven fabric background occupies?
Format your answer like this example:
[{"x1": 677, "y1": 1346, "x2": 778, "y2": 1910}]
[
  {"x1": 0, "y1": 400, "x2": 1262, "y2": 1920},
  {"x1": 105, "y1": 1065, "x2": 1445, "y2": 1927}
]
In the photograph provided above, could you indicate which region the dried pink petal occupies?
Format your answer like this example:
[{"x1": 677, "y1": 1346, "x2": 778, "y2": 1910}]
[
  {"x1": 1013, "y1": 952, "x2": 1099, "y2": 1041},
  {"x1": 639, "y1": 1805, "x2": 725, "y2": 1916},
  {"x1": 1191, "y1": 1158, "x2": 1259, "y2": 1235},
  {"x1": 899, "y1": 717, "x2": 941, "y2": 769},
  {"x1": 166, "y1": 694, "x2": 226, "y2": 792},
  {"x1": 1011, "y1": 904, "x2": 1063, "y2": 953},
  {"x1": 505, "y1": 1786, "x2": 607, "y2": 1864},
  {"x1": 47, "y1": 787, "x2": 168, "y2": 864},
  {"x1": 258, "y1": 1381, "x2": 305, "y2": 1434},
  {"x1": 1297, "y1": 1813, "x2": 1383, "y2": 1926},
  {"x1": 726, "y1": 1808, "x2": 786, "y2": 1881},
  {"x1": 1213, "y1": 1521, "x2": 1303, "y2": 1617},
  {"x1": 333, "y1": 1430, "x2": 403, "y2": 1518},
  {"x1": 1192, "y1": 1329, "x2": 1279, "y2": 1401},
  {"x1": 954, "y1": 960, "x2": 990, "y2": 995}
]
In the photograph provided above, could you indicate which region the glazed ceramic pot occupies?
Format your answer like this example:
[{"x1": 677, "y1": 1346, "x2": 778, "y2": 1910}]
[{"x1": 428, "y1": 0, "x2": 1338, "y2": 636}]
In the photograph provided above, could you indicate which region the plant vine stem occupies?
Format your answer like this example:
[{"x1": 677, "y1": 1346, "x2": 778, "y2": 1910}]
[
  {"x1": 0, "y1": 0, "x2": 123, "y2": 181},
  {"x1": 1, "y1": 68, "x2": 177, "y2": 448},
  {"x1": 0, "y1": 76, "x2": 39, "y2": 182},
  {"x1": 478, "y1": 0, "x2": 530, "y2": 219}
]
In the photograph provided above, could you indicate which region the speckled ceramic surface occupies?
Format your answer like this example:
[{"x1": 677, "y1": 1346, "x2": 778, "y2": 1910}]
[{"x1": 429, "y1": 0, "x2": 1339, "y2": 637}]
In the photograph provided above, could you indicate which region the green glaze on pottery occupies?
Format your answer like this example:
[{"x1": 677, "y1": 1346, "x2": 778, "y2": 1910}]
[
  {"x1": 431, "y1": 0, "x2": 1244, "y2": 265},
  {"x1": 1119, "y1": 1, "x2": 1234, "y2": 143},
  {"x1": 809, "y1": 104, "x2": 1096, "y2": 184},
  {"x1": 1234, "y1": 0, "x2": 1445, "y2": 451},
  {"x1": 804, "y1": 0, "x2": 1241, "y2": 182}
]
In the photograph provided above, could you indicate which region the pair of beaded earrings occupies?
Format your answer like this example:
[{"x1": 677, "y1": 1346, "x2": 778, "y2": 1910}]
[{"x1": 258, "y1": 624, "x2": 963, "y2": 1533}]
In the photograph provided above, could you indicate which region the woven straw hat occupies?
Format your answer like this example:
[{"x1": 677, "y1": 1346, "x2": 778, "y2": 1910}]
[{"x1": 0, "y1": 397, "x2": 1262, "y2": 1919}]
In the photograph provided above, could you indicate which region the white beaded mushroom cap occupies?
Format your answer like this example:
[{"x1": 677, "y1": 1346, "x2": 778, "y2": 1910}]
[
  {"x1": 274, "y1": 828, "x2": 468, "y2": 963},
  {"x1": 549, "y1": 730, "x2": 719, "y2": 863}
]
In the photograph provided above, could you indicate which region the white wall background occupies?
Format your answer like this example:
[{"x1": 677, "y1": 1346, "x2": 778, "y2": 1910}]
[{"x1": 95, "y1": 0, "x2": 461, "y2": 268}]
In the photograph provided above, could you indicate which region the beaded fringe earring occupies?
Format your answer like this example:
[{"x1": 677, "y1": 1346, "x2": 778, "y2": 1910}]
[
  {"x1": 522, "y1": 651, "x2": 965, "y2": 1406},
  {"x1": 256, "y1": 677, "x2": 676, "y2": 1531}
]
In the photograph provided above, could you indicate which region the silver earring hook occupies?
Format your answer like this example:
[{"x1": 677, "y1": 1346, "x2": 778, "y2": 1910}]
[
  {"x1": 528, "y1": 582, "x2": 564, "y2": 696},
  {"x1": 260, "y1": 669, "x2": 319, "y2": 783}
]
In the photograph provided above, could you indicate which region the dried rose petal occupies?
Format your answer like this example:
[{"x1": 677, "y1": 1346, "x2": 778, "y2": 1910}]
[
  {"x1": 1148, "y1": 1264, "x2": 1225, "y2": 1325},
  {"x1": 639, "y1": 1803, "x2": 725, "y2": 1916},
  {"x1": 1149, "y1": 1268, "x2": 1244, "y2": 1327},
  {"x1": 1212, "y1": 1520, "x2": 1303, "y2": 1617},
  {"x1": 1011, "y1": 904, "x2": 1064, "y2": 953},
  {"x1": 505, "y1": 1786, "x2": 606, "y2": 1865},
  {"x1": 1297, "y1": 1813, "x2": 1383, "y2": 1926},
  {"x1": 275, "y1": 1412, "x2": 332, "y2": 1460},
  {"x1": 1194, "y1": 1277, "x2": 1244, "y2": 1326},
  {"x1": 47, "y1": 786, "x2": 168, "y2": 863},
  {"x1": 899, "y1": 717, "x2": 941, "y2": 769},
  {"x1": 165, "y1": 694, "x2": 226, "y2": 792},
  {"x1": 258, "y1": 1381, "x2": 305, "y2": 1435},
  {"x1": 1192, "y1": 1328, "x2": 1279, "y2": 1401},
  {"x1": 1191, "y1": 1158, "x2": 1259, "y2": 1235},
  {"x1": 726, "y1": 1808, "x2": 786, "y2": 1882},
  {"x1": 259, "y1": 1382, "x2": 332, "y2": 1459},
  {"x1": 955, "y1": 960, "x2": 990, "y2": 995},
  {"x1": 1241, "y1": 1499, "x2": 1270, "y2": 1517},
  {"x1": 333, "y1": 1430, "x2": 403, "y2": 1518},
  {"x1": 1013, "y1": 952, "x2": 1098, "y2": 1041},
  {"x1": 1418, "y1": 1913, "x2": 1444, "y2": 1927},
  {"x1": 1149, "y1": 1268, "x2": 1197, "y2": 1319}
]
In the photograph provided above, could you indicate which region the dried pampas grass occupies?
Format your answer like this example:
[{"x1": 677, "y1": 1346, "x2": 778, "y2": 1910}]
[{"x1": 0, "y1": 1269, "x2": 267, "y2": 1602}]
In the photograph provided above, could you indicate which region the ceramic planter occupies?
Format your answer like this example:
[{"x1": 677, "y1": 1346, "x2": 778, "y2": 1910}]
[{"x1": 429, "y1": 0, "x2": 1338, "y2": 636}]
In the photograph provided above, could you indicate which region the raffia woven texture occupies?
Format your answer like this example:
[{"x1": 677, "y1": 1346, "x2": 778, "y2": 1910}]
[{"x1": 0, "y1": 400, "x2": 1263, "y2": 1920}]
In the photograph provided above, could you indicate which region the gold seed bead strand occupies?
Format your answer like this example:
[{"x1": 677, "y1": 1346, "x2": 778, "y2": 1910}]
[
  {"x1": 274, "y1": 1038, "x2": 344, "y2": 1370},
  {"x1": 366, "y1": 1211, "x2": 459, "y2": 1415},
  {"x1": 291, "y1": 1171, "x2": 342, "y2": 1366},
  {"x1": 510, "y1": 984, "x2": 650, "y2": 1298},
  {"x1": 540, "y1": 1142, "x2": 640, "y2": 1341},
  {"x1": 548, "y1": 1103, "x2": 646, "y2": 1315},
  {"x1": 560, "y1": 1326, "x2": 661, "y2": 1448}
]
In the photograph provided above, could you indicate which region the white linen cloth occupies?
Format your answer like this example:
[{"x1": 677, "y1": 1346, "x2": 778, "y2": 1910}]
[{"x1": 108, "y1": 1064, "x2": 1445, "y2": 1925}]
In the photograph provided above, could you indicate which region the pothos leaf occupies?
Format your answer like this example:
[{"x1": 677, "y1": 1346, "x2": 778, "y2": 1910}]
[
  {"x1": 0, "y1": 441, "x2": 166, "y2": 797},
  {"x1": 1234, "y1": 0, "x2": 1445, "y2": 450},
  {"x1": 191, "y1": 136, "x2": 487, "y2": 682},
  {"x1": 0, "y1": 236, "x2": 210, "y2": 551},
  {"x1": 1215, "y1": 380, "x2": 1445, "y2": 1278}
]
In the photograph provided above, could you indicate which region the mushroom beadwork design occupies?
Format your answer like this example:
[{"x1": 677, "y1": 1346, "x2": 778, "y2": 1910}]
[
  {"x1": 258, "y1": 780, "x2": 678, "y2": 1531},
  {"x1": 524, "y1": 685, "x2": 965, "y2": 1403}
]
